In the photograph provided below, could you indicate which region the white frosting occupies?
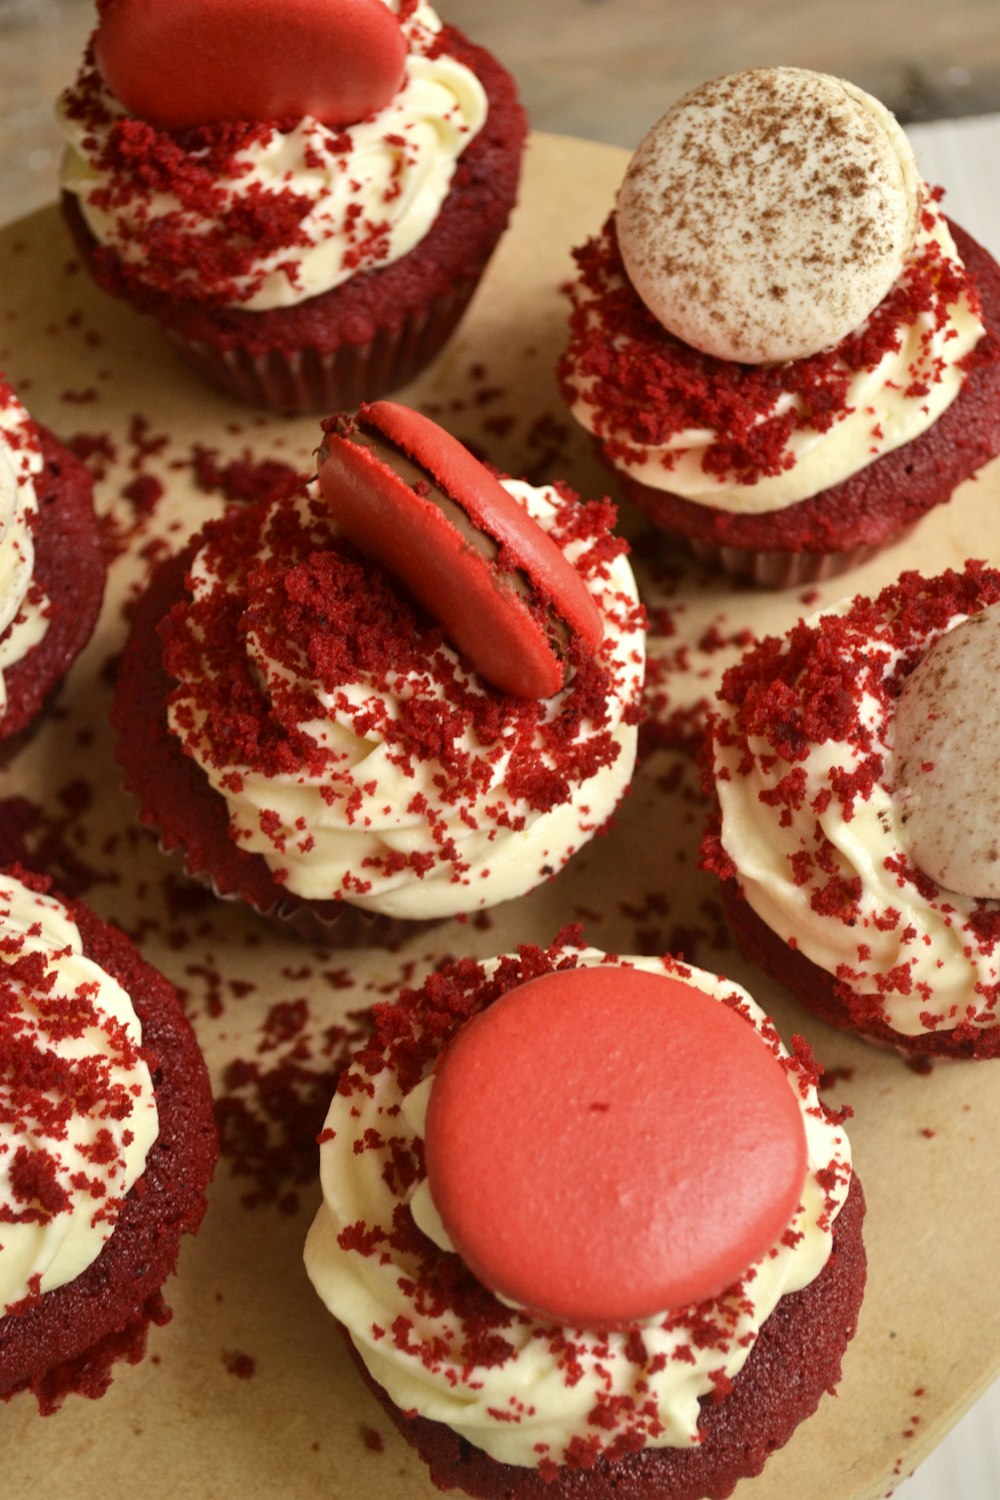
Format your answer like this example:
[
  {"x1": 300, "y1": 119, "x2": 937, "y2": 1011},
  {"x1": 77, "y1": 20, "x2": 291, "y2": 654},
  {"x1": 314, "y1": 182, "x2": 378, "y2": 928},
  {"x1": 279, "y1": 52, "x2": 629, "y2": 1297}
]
[
  {"x1": 0, "y1": 871, "x2": 158, "y2": 1314},
  {"x1": 0, "y1": 386, "x2": 50, "y2": 716},
  {"x1": 58, "y1": 0, "x2": 487, "y2": 311},
  {"x1": 304, "y1": 949, "x2": 852, "y2": 1468},
  {"x1": 708, "y1": 592, "x2": 1000, "y2": 1037},
  {"x1": 566, "y1": 203, "x2": 984, "y2": 513},
  {"x1": 616, "y1": 70, "x2": 922, "y2": 364},
  {"x1": 165, "y1": 481, "x2": 643, "y2": 921}
]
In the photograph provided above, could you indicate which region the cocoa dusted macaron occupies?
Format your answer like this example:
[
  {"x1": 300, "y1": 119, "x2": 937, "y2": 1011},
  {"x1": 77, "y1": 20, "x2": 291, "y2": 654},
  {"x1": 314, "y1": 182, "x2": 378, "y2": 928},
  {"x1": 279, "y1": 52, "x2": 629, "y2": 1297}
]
[
  {"x1": 560, "y1": 67, "x2": 1000, "y2": 587},
  {"x1": 305, "y1": 938, "x2": 865, "y2": 1500},
  {"x1": 0, "y1": 865, "x2": 216, "y2": 1411},
  {"x1": 58, "y1": 0, "x2": 527, "y2": 414},
  {"x1": 703, "y1": 560, "x2": 1000, "y2": 1058},
  {"x1": 0, "y1": 374, "x2": 104, "y2": 742},
  {"x1": 112, "y1": 402, "x2": 644, "y2": 941}
]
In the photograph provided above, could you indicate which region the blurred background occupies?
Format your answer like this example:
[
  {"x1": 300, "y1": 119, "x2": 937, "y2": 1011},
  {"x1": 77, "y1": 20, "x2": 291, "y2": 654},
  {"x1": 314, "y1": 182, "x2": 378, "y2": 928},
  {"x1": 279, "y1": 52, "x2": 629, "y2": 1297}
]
[
  {"x1": 2, "y1": 1, "x2": 999, "y2": 1496},
  {"x1": 3, "y1": 0, "x2": 1000, "y2": 222}
]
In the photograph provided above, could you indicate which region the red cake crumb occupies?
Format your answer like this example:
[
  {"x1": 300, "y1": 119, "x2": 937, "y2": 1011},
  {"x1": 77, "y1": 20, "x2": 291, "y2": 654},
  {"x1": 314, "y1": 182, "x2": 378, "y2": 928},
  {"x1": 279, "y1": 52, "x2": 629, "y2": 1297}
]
[
  {"x1": 215, "y1": 992, "x2": 372, "y2": 1212},
  {"x1": 223, "y1": 1350, "x2": 257, "y2": 1379}
]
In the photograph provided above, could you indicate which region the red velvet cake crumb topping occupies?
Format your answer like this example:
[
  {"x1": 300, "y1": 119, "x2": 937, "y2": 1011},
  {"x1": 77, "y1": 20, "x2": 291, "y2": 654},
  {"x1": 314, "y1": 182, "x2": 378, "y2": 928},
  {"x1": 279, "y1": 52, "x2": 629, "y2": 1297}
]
[
  {"x1": 560, "y1": 205, "x2": 978, "y2": 486},
  {"x1": 157, "y1": 484, "x2": 638, "y2": 893}
]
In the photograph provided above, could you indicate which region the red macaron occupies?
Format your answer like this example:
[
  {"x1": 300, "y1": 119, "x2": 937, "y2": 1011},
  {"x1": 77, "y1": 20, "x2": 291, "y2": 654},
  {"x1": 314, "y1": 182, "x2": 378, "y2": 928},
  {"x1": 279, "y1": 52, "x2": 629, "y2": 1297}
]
[
  {"x1": 318, "y1": 402, "x2": 604, "y2": 698},
  {"x1": 94, "y1": 0, "x2": 408, "y2": 131},
  {"x1": 423, "y1": 965, "x2": 808, "y2": 1328}
]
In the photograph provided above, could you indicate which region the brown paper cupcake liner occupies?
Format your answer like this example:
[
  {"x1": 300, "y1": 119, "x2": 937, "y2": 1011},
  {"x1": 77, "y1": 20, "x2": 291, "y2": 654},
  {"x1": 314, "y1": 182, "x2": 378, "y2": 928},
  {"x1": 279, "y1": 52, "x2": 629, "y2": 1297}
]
[{"x1": 161, "y1": 278, "x2": 482, "y2": 416}]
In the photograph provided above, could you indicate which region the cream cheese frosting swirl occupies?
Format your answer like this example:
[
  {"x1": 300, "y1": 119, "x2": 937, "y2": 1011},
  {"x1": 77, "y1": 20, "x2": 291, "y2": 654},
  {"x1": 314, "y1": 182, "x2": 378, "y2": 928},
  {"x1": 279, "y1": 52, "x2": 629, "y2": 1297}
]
[
  {"x1": 58, "y1": 0, "x2": 487, "y2": 311},
  {"x1": 563, "y1": 198, "x2": 984, "y2": 514},
  {"x1": 705, "y1": 563, "x2": 1000, "y2": 1038},
  {"x1": 0, "y1": 381, "x2": 50, "y2": 716},
  {"x1": 304, "y1": 946, "x2": 852, "y2": 1468},
  {"x1": 161, "y1": 481, "x2": 644, "y2": 920},
  {"x1": 0, "y1": 870, "x2": 158, "y2": 1314}
]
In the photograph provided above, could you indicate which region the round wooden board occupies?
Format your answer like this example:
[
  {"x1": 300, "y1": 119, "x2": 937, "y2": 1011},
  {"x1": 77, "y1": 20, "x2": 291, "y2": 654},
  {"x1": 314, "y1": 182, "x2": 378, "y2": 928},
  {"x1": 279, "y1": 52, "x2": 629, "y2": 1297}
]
[{"x1": 1, "y1": 133, "x2": 999, "y2": 1500}]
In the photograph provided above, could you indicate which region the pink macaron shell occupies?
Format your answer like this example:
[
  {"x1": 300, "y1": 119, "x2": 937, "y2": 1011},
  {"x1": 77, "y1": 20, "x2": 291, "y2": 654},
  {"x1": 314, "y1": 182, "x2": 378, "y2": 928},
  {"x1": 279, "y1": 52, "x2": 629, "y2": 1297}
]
[
  {"x1": 360, "y1": 402, "x2": 605, "y2": 652},
  {"x1": 319, "y1": 419, "x2": 575, "y2": 698},
  {"x1": 424, "y1": 966, "x2": 808, "y2": 1329},
  {"x1": 94, "y1": 0, "x2": 408, "y2": 131}
]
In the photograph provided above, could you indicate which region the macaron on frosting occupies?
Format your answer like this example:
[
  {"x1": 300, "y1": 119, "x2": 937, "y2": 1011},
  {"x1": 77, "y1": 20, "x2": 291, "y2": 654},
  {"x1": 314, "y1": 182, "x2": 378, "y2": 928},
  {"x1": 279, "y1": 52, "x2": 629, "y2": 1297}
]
[
  {"x1": 59, "y1": 0, "x2": 490, "y2": 312},
  {"x1": 318, "y1": 401, "x2": 603, "y2": 698},
  {"x1": 561, "y1": 67, "x2": 987, "y2": 515},
  {"x1": 704, "y1": 561, "x2": 1000, "y2": 1045},
  {"x1": 305, "y1": 943, "x2": 854, "y2": 1468},
  {"x1": 418, "y1": 965, "x2": 807, "y2": 1326},
  {"x1": 154, "y1": 409, "x2": 643, "y2": 921}
]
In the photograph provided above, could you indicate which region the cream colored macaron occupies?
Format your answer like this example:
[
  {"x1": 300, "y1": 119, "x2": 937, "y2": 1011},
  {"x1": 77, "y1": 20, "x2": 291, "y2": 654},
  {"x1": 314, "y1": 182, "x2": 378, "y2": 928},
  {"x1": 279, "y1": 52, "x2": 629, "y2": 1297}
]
[
  {"x1": 894, "y1": 604, "x2": 1000, "y2": 899},
  {"x1": 615, "y1": 68, "x2": 922, "y2": 364}
]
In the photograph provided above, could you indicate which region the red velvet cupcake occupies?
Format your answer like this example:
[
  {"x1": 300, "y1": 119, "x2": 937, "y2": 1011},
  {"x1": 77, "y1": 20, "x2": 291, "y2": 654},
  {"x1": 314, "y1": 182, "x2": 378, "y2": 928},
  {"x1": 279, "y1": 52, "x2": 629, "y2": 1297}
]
[
  {"x1": 560, "y1": 68, "x2": 1000, "y2": 587},
  {"x1": 111, "y1": 404, "x2": 644, "y2": 943},
  {"x1": 0, "y1": 865, "x2": 217, "y2": 1411},
  {"x1": 305, "y1": 938, "x2": 865, "y2": 1499},
  {"x1": 58, "y1": 0, "x2": 526, "y2": 415},
  {"x1": 703, "y1": 561, "x2": 1000, "y2": 1058},
  {"x1": 0, "y1": 374, "x2": 104, "y2": 741}
]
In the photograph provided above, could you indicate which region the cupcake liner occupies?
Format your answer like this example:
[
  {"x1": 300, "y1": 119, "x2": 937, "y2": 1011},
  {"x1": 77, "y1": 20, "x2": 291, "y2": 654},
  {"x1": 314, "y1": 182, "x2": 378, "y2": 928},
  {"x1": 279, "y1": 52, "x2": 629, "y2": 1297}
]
[
  {"x1": 152, "y1": 823, "x2": 431, "y2": 950},
  {"x1": 160, "y1": 277, "x2": 482, "y2": 416},
  {"x1": 619, "y1": 471, "x2": 911, "y2": 587},
  {"x1": 679, "y1": 531, "x2": 910, "y2": 588}
]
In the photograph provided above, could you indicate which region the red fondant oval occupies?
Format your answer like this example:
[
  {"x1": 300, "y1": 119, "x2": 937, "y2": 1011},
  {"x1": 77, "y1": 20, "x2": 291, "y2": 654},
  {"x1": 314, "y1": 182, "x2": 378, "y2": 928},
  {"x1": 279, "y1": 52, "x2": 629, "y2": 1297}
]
[
  {"x1": 94, "y1": 0, "x2": 408, "y2": 131},
  {"x1": 424, "y1": 965, "x2": 808, "y2": 1328}
]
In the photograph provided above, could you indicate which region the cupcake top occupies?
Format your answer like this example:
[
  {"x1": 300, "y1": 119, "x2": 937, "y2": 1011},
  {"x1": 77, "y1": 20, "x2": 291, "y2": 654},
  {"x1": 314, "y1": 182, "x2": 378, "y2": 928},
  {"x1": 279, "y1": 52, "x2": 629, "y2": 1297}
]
[
  {"x1": 0, "y1": 868, "x2": 158, "y2": 1314},
  {"x1": 0, "y1": 377, "x2": 51, "y2": 720},
  {"x1": 560, "y1": 67, "x2": 988, "y2": 513},
  {"x1": 58, "y1": 0, "x2": 488, "y2": 311},
  {"x1": 304, "y1": 940, "x2": 853, "y2": 1470},
  {"x1": 158, "y1": 407, "x2": 644, "y2": 920},
  {"x1": 704, "y1": 561, "x2": 1000, "y2": 1041}
]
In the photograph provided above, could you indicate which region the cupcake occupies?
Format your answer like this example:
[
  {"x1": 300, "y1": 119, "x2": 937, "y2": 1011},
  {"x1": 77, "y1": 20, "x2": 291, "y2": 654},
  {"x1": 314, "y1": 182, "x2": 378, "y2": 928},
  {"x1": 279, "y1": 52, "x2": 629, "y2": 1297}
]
[
  {"x1": 0, "y1": 865, "x2": 217, "y2": 1410},
  {"x1": 304, "y1": 938, "x2": 865, "y2": 1499},
  {"x1": 0, "y1": 373, "x2": 104, "y2": 741},
  {"x1": 58, "y1": 0, "x2": 526, "y2": 415},
  {"x1": 559, "y1": 67, "x2": 1000, "y2": 587},
  {"x1": 703, "y1": 560, "x2": 1000, "y2": 1059},
  {"x1": 111, "y1": 402, "x2": 645, "y2": 943}
]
